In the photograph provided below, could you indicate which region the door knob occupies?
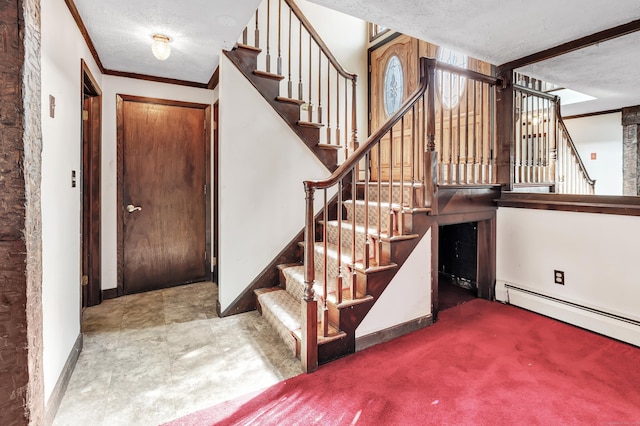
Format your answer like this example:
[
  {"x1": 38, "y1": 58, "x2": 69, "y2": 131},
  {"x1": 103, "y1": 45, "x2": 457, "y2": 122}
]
[{"x1": 126, "y1": 204, "x2": 142, "y2": 213}]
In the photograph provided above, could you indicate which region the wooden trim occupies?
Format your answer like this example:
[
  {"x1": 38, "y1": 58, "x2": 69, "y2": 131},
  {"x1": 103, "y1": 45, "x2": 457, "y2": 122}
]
[
  {"x1": 563, "y1": 109, "x2": 621, "y2": 120},
  {"x1": 44, "y1": 334, "x2": 82, "y2": 425},
  {"x1": 64, "y1": 0, "x2": 106, "y2": 73},
  {"x1": 497, "y1": 193, "x2": 640, "y2": 216},
  {"x1": 204, "y1": 105, "x2": 213, "y2": 282},
  {"x1": 208, "y1": 66, "x2": 220, "y2": 90},
  {"x1": 116, "y1": 94, "x2": 210, "y2": 109},
  {"x1": 498, "y1": 18, "x2": 640, "y2": 72},
  {"x1": 355, "y1": 314, "x2": 433, "y2": 351},
  {"x1": 213, "y1": 102, "x2": 219, "y2": 283},
  {"x1": 102, "y1": 288, "x2": 118, "y2": 300},
  {"x1": 104, "y1": 69, "x2": 209, "y2": 89},
  {"x1": 430, "y1": 223, "x2": 439, "y2": 321},
  {"x1": 116, "y1": 95, "x2": 212, "y2": 296},
  {"x1": 81, "y1": 60, "x2": 102, "y2": 307}
]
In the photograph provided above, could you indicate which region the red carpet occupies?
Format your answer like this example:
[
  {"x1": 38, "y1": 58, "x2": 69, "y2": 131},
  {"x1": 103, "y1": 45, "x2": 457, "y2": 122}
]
[{"x1": 166, "y1": 299, "x2": 640, "y2": 425}]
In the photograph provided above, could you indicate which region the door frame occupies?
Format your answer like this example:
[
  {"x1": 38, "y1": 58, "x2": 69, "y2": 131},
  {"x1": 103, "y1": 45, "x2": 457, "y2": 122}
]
[
  {"x1": 81, "y1": 59, "x2": 102, "y2": 307},
  {"x1": 116, "y1": 94, "x2": 212, "y2": 296}
]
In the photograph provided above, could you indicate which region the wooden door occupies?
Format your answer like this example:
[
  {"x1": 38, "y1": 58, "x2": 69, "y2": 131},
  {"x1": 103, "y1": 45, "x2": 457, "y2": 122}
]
[
  {"x1": 117, "y1": 96, "x2": 208, "y2": 295},
  {"x1": 370, "y1": 35, "x2": 419, "y2": 181}
]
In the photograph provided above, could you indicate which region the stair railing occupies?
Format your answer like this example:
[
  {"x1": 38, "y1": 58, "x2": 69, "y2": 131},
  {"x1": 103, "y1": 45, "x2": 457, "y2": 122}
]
[
  {"x1": 241, "y1": 0, "x2": 358, "y2": 159},
  {"x1": 513, "y1": 83, "x2": 595, "y2": 194},
  {"x1": 300, "y1": 57, "x2": 437, "y2": 372}
]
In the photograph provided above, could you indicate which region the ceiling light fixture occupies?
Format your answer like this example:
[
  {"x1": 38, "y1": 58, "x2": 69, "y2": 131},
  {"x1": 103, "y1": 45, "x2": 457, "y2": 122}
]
[{"x1": 151, "y1": 34, "x2": 172, "y2": 61}]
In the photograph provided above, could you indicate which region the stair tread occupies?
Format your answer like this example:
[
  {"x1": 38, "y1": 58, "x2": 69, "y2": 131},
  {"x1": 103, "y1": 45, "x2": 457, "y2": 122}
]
[
  {"x1": 253, "y1": 70, "x2": 285, "y2": 81},
  {"x1": 298, "y1": 121, "x2": 325, "y2": 129},
  {"x1": 317, "y1": 143, "x2": 341, "y2": 150},
  {"x1": 276, "y1": 96, "x2": 305, "y2": 105},
  {"x1": 235, "y1": 43, "x2": 262, "y2": 53}
]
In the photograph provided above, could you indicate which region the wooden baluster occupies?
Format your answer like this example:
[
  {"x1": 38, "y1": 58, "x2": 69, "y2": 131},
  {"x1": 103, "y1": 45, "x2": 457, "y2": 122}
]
[
  {"x1": 472, "y1": 79, "x2": 477, "y2": 184},
  {"x1": 336, "y1": 179, "x2": 343, "y2": 304},
  {"x1": 326, "y1": 61, "x2": 331, "y2": 144},
  {"x1": 480, "y1": 82, "x2": 486, "y2": 183},
  {"x1": 351, "y1": 77, "x2": 358, "y2": 151},
  {"x1": 388, "y1": 126, "x2": 394, "y2": 237},
  {"x1": 420, "y1": 93, "x2": 426, "y2": 184},
  {"x1": 318, "y1": 48, "x2": 322, "y2": 126},
  {"x1": 322, "y1": 189, "x2": 328, "y2": 336},
  {"x1": 287, "y1": 8, "x2": 292, "y2": 98},
  {"x1": 298, "y1": 21, "x2": 303, "y2": 100},
  {"x1": 277, "y1": 0, "x2": 282, "y2": 76},
  {"x1": 364, "y1": 153, "x2": 370, "y2": 269},
  {"x1": 243, "y1": 27, "x2": 248, "y2": 45},
  {"x1": 439, "y1": 70, "x2": 444, "y2": 183},
  {"x1": 344, "y1": 79, "x2": 348, "y2": 150},
  {"x1": 535, "y1": 94, "x2": 540, "y2": 182},
  {"x1": 266, "y1": 0, "x2": 271, "y2": 72},
  {"x1": 410, "y1": 105, "x2": 416, "y2": 209},
  {"x1": 308, "y1": 35, "x2": 313, "y2": 122},
  {"x1": 550, "y1": 100, "x2": 558, "y2": 187},
  {"x1": 464, "y1": 73, "x2": 470, "y2": 183},
  {"x1": 336, "y1": 71, "x2": 342, "y2": 157},
  {"x1": 399, "y1": 116, "x2": 405, "y2": 234},
  {"x1": 255, "y1": 10, "x2": 259, "y2": 47},
  {"x1": 447, "y1": 72, "x2": 453, "y2": 184},
  {"x1": 377, "y1": 142, "x2": 382, "y2": 265},
  {"x1": 456, "y1": 74, "x2": 461, "y2": 184},
  {"x1": 302, "y1": 183, "x2": 318, "y2": 373},
  {"x1": 350, "y1": 166, "x2": 357, "y2": 299},
  {"x1": 426, "y1": 60, "x2": 437, "y2": 211}
]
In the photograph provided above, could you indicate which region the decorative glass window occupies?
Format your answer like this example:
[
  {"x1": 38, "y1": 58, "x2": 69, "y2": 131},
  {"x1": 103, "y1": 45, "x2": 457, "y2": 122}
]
[
  {"x1": 436, "y1": 47, "x2": 468, "y2": 109},
  {"x1": 383, "y1": 55, "x2": 404, "y2": 117}
]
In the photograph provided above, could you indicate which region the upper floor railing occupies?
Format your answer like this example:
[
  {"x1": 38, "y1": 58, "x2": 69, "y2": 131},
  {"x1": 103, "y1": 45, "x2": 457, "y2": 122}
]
[
  {"x1": 240, "y1": 0, "x2": 358, "y2": 159},
  {"x1": 513, "y1": 83, "x2": 595, "y2": 194}
]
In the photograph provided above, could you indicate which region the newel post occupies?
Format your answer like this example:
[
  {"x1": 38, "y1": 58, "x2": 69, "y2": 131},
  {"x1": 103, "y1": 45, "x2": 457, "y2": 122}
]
[
  {"x1": 495, "y1": 68, "x2": 515, "y2": 190},
  {"x1": 302, "y1": 182, "x2": 318, "y2": 373},
  {"x1": 424, "y1": 58, "x2": 438, "y2": 210}
]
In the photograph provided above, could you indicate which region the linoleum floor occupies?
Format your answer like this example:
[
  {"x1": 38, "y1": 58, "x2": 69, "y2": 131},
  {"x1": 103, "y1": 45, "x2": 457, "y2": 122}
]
[{"x1": 53, "y1": 281, "x2": 302, "y2": 426}]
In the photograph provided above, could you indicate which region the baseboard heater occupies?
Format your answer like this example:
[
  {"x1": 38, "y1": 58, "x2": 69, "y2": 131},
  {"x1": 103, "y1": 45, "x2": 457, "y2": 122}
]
[{"x1": 501, "y1": 282, "x2": 640, "y2": 347}]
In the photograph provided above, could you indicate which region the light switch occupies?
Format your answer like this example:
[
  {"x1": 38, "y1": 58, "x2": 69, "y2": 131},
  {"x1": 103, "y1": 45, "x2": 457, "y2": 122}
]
[{"x1": 71, "y1": 170, "x2": 76, "y2": 188}]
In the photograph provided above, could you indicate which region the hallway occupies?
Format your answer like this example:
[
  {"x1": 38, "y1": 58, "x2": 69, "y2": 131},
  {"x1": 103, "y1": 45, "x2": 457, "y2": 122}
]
[{"x1": 53, "y1": 282, "x2": 302, "y2": 425}]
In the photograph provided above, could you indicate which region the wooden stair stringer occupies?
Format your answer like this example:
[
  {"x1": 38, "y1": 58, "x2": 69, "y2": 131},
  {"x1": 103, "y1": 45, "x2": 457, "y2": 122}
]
[{"x1": 224, "y1": 47, "x2": 338, "y2": 171}]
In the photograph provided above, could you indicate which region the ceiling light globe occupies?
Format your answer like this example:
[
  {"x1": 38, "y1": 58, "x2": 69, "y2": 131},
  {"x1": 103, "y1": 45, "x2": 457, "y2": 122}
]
[{"x1": 151, "y1": 34, "x2": 171, "y2": 61}]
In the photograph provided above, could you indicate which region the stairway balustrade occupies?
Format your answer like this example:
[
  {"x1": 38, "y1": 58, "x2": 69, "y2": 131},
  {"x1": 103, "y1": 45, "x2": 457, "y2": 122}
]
[
  {"x1": 241, "y1": 0, "x2": 358, "y2": 159},
  {"x1": 513, "y1": 84, "x2": 595, "y2": 194}
]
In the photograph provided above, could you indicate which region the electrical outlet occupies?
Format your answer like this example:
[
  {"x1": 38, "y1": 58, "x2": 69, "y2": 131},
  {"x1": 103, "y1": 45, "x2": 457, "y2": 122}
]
[{"x1": 554, "y1": 270, "x2": 565, "y2": 285}]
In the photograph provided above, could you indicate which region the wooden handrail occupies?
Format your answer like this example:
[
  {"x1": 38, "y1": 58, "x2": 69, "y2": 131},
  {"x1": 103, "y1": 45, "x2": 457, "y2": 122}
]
[
  {"x1": 284, "y1": 0, "x2": 356, "y2": 81},
  {"x1": 305, "y1": 57, "x2": 435, "y2": 191},
  {"x1": 555, "y1": 100, "x2": 596, "y2": 186}
]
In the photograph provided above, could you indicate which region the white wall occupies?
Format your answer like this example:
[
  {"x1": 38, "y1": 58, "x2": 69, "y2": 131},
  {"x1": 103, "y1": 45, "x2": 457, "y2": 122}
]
[
  {"x1": 496, "y1": 207, "x2": 640, "y2": 322},
  {"x1": 217, "y1": 54, "x2": 330, "y2": 310},
  {"x1": 100, "y1": 76, "x2": 215, "y2": 290},
  {"x1": 40, "y1": 0, "x2": 102, "y2": 403},
  {"x1": 564, "y1": 112, "x2": 622, "y2": 195},
  {"x1": 356, "y1": 229, "x2": 432, "y2": 338}
]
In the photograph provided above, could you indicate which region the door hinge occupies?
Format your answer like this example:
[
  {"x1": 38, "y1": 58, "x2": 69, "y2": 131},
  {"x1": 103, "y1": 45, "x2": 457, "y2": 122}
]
[
  {"x1": 369, "y1": 112, "x2": 372, "y2": 121},
  {"x1": 82, "y1": 110, "x2": 89, "y2": 121},
  {"x1": 204, "y1": 250, "x2": 207, "y2": 260},
  {"x1": 82, "y1": 275, "x2": 89, "y2": 286},
  {"x1": 204, "y1": 184, "x2": 207, "y2": 195}
]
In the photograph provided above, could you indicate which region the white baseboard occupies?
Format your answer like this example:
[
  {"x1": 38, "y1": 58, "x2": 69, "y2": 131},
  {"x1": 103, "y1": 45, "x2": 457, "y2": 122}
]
[{"x1": 496, "y1": 280, "x2": 640, "y2": 347}]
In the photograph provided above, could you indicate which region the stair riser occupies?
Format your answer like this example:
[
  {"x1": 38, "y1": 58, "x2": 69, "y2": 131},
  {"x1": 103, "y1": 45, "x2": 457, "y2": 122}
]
[
  {"x1": 344, "y1": 202, "x2": 391, "y2": 233},
  {"x1": 360, "y1": 183, "x2": 412, "y2": 205}
]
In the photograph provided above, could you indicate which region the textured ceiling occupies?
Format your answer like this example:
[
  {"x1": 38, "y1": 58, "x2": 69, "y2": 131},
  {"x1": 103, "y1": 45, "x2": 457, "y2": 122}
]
[
  {"x1": 73, "y1": 0, "x2": 261, "y2": 84},
  {"x1": 73, "y1": 0, "x2": 640, "y2": 114}
]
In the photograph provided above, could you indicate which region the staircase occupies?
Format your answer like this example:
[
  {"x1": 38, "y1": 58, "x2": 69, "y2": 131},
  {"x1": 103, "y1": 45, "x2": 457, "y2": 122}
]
[{"x1": 254, "y1": 181, "x2": 431, "y2": 363}]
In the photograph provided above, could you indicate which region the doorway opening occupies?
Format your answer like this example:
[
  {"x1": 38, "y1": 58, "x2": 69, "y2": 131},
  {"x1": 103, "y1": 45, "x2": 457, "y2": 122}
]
[{"x1": 438, "y1": 222, "x2": 478, "y2": 311}]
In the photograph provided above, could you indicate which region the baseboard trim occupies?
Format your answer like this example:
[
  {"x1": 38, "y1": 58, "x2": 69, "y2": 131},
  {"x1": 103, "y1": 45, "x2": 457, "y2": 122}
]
[
  {"x1": 355, "y1": 314, "x2": 433, "y2": 352},
  {"x1": 102, "y1": 288, "x2": 118, "y2": 300},
  {"x1": 44, "y1": 333, "x2": 83, "y2": 425},
  {"x1": 496, "y1": 281, "x2": 640, "y2": 347}
]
